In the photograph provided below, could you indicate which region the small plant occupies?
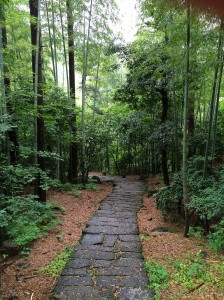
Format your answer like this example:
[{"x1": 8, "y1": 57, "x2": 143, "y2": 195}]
[
  {"x1": 144, "y1": 259, "x2": 168, "y2": 299},
  {"x1": 20, "y1": 246, "x2": 31, "y2": 256},
  {"x1": 39, "y1": 245, "x2": 74, "y2": 277},
  {"x1": 86, "y1": 182, "x2": 98, "y2": 191},
  {"x1": 208, "y1": 219, "x2": 224, "y2": 252},
  {"x1": 170, "y1": 253, "x2": 211, "y2": 291},
  {"x1": 140, "y1": 233, "x2": 148, "y2": 241},
  {"x1": 70, "y1": 189, "x2": 82, "y2": 198},
  {"x1": 188, "y1": 226, "x2": 204, "y2": 238}
]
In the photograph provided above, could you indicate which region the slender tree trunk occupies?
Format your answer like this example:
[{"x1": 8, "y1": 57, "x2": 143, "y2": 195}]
[
  {"x1": 51, "y1": 0, "x2": 58, "y2": 84},
  {"x1": 1, "y1": 11, "x2": 19, "y2": 164},
  {"x1": 45, "y1": 0, "x2": 55, "y2": 80},
  {"x1": 212, "y1": 56, "x2": 224, "y2": 159},
  {"x1": 92, "y1": 44, "x2": 102, "y2": 125},
  {"x1": 29, "y1": 0, "x2": 46, "y2": 202},
  {"x1": 0, "y1": 4, "x2": 9, "y2": 163},
  {"x1": 59, "y1": 0, "x2": 69, "y2": 95},
  {"x1": 183, "y1": 5, "x2": 190, "y2": 237},
  {"x1": 203, "y1": 19, "x2": 224, "y2": 178},
  {"x1": 66, "y1": 0, "x2": 78, "y2": 183},
  {"x1": 81, "y1": 0, "x2": 93, "y2": 184},
  {"x1": 160, "y1": 88, "x2": 170, "y2": 185},
  {"x1": 212, "y1": 20, "x2": 224, "y2": 159}
]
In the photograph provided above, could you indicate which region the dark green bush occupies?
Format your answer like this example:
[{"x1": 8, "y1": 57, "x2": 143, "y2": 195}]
[{"x1": 0, "y1": 195, "x2": 62, "y2": 246}]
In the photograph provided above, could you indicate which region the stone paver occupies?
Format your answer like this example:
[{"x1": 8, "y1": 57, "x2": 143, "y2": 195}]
[{"x1": 53, "y1": 177, "x2": 154, "y2": 300}]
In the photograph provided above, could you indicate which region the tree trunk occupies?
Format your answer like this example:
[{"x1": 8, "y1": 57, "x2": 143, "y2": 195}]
[
  {"x1": 2, "y1": 11, "x2": 19, "y2": 164},
  {"x1": 29, "y1": 0, "x2": 46, "y2": 202},
  {"x1": 203, "y1": 19, "x2": 224, "y2": 178},
  {"x1": 183, "y1": 5, "x2": 191, "y2": 237},
  {"x1": 160, "y1": 87, "x2": 170, "y2": 185},
  {"x1": 81, "y1": 0, "x2": 93, "y2": 184},
  {"x1": 66, "y1": 0, "x2": 78, "y2": 183},
  {"x1": 59, "y1": 0, "x2": 69, "y2": 95},
  {"x1": 212, "y1": 20, "x2": 224, "y2": 159}
]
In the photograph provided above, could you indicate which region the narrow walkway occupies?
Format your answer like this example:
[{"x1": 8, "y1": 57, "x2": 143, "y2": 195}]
[{"x1": 53, "y1": 177, "x2": 154, "y2": 300}]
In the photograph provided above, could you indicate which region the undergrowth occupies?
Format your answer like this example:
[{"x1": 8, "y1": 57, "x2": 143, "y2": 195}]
[
  {"x1": 39, "y1": 245, "x2": 74, "y2": 277},
  {"x1": 145, "y1": 251, "x2": 224, "y2": 299},
  {"x1": 0, "y1": 196, "x2": 63, "y2": 247}
]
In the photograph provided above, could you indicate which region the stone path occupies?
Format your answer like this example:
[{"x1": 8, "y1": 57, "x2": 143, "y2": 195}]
[{"x1": 53, "y1": 177, "x2": 154, "y2": 300}]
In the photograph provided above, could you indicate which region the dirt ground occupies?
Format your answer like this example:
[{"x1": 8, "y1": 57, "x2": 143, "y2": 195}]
[
  {"x1": 0, "y1": 175, "x2": 223, "y2": 300},
  {"x1": 138, "y1": 176, "x2": 224, "y2": 300}
]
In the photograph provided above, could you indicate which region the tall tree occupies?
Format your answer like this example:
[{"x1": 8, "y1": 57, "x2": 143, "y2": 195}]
[
  {"x1": 29, "y1": 0, "x2": 46, "y2": 202},
  {"x1": 66, "y1": 0, "x2": 78, "y2": 183},
  {"x1": 1, "y1": 8, "x2": 19, "y2": 164},
  {"x1": 183, "y1": 4, "x2": 190, "y2": 237},
  {"x1": 203, "y1": 19, "x2": 224, "y2": 178}
]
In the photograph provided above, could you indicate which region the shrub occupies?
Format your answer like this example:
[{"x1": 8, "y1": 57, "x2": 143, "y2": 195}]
[
  {"x1": 0, "y1": 195, "x2": 62, "y2": 246},
  {"x1": 208, "y1": 219, "x2": 224, "y2": 252}
]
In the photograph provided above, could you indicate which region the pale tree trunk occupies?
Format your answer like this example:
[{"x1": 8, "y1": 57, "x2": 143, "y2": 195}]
[
  {"x1": 45, "y1": 0, "x2": 55, "y2": 80},
  {"x1": 59, "y1": 0, "x2": 69, "y2": 95},
  {"x1": 51, "y1": 0, "x2": 58, "y2": 84},
  {"x1": 81, "y1": 0, "x2": 93, "y2": 184},
  {"x1": 183, "y1": 5, "x2": 190, "y2": 237},
  {"x1": 92, "y1": 44, "x2": 102, "y2": 125}
]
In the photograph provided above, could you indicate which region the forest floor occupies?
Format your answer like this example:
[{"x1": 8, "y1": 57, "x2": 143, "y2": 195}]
[{"x1": 0, "y1": 174, "x2": 224, "y2": 300}]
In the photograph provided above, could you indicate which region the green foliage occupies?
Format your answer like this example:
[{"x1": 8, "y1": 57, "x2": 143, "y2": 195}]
[
  {"x1": 39, "y1": 245, "x2": 74, "y2": 277},
  {"x1": 188, "y1": 187, "x2": 224, "y2": 220},
  {"x1": 0, "y1": 195, "x2": 62, "y2": 246},
  {"x1": 188, "y1": 226, "x2": 204, "y2": 238},
  {"x1": 169, "y1": 251, "x2": 224, "y2": 296},
  {"x1": 70, "y1": 189, "x2": 82, "y2": 198},
  {"x1": 172, "y1": 254, "x2": 208, "y2": 289},
  {"x1": 58, "y1": 181, "x2": 98, "y2": 194},
  {"x1": 208, "y1": 219, "x2": 224, "y2": 252},
  {"x1": 155, "y1": 172, "x2": 182, "y2": 214},
  {"x1": 144, "y1": 260, "x2": 168, "y2": 299},
  {"x1": 0, "y1": 164, "x2": 61, "y2": 197},
  {"x1": 156, "y1": 157, "x2": 224, "y2": 223},
  {"x1": 0, "y1": 165, "x2": 38, "y2": 196}
]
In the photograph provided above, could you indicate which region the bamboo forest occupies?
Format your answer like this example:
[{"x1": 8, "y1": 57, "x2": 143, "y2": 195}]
[{"x1": 1, "y1": 0, "x2": 224, "y2": 299}]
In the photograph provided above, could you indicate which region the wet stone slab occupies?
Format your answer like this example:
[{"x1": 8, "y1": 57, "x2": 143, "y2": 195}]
[
  {"x1": 104, "y1": 235, "x2": 118, "y2": 247},
  {"x1": 81, "y1": 234, "x2": 104, "y2": 245},
  {"x1": 94, "y1": 266, "x2": 138, "y2": 276},
  {"x1": 83, "y1": 225, "x2": 139, "y2": 235},
  {"x1": 56, "y1": 276, "x2": 93, "y2": 286},
  {"x1": 117, "y1": 287, "x2": 154, "y2": 300},
  {"x1": 71, "y1": 250, "x2": 115, "y2": 260},
  {"x1": 54, "y1": 286, "x2": 116, "y2": 300}
]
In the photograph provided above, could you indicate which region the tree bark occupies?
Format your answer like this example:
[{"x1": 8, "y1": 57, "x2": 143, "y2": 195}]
[
  {"x1": 183, "y1": 5, "x2": 191, "y2": 237},
  {"x1": 160, "y1": 87, "x2": 170, "y2": 185},
  {"x1": 29, "y1": 0, "x2": 46, "y2": 202},
  {"x1": 66, "y1": 0, "x2": 78, "y2": 183},
  {"x1": 203, "y1": 19, "x2": 224, "y2": 178},
  {"x1": 2, "y1": 12, "x2": 19, "y2": 164}
]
